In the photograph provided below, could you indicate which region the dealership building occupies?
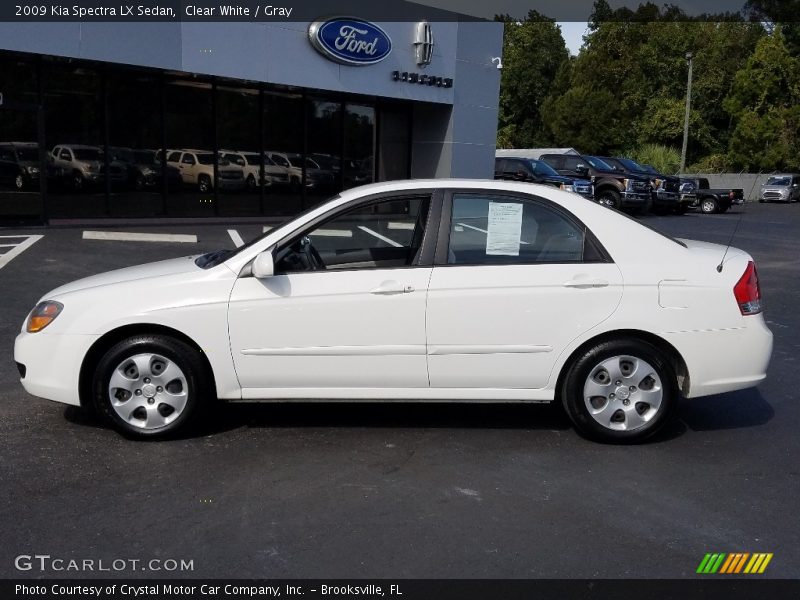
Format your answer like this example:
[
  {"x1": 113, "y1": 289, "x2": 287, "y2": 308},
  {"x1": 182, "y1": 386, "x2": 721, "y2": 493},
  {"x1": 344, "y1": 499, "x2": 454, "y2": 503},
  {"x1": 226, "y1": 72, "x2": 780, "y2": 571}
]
[{"x1": 0, "y1": 11, "x2": 502, "y2": 224}]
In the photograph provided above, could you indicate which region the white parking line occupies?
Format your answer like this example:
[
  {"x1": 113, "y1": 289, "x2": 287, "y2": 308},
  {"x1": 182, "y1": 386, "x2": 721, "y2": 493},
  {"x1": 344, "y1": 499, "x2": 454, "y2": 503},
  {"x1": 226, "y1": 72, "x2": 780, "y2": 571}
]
[
  {"x1": 0, "y1": 235, "x2": 43, "y2": 270},
  {"x1": 358, "y1": 226, "x2": 403, "y2": 248},
  {"x1": 388, "y1": 222, "x2": 415, "y2": 230},
  {"x1": 310, "y1": 229, "x2": 353, "y2": 238},
  {"x1": 82, "y1": 231, "x2": 197, "y2": 243},
  {"x1": 227, "y1": 229, "x2": 245, "y2": 248}
]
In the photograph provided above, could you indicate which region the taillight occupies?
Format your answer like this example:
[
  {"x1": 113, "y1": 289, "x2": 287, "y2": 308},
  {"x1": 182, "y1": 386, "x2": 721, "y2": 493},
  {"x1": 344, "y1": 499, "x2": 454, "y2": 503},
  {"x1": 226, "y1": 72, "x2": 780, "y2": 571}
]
[{"x1": 733, "y1": 261, "x2": 762, "y2": 315}]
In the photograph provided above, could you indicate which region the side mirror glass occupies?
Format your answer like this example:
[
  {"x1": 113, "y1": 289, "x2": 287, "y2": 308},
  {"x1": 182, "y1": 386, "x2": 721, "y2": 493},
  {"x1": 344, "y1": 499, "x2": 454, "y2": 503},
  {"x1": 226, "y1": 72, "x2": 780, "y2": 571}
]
[{"x1": 251, "y1": 251, "x2": 274, "y2": 279}]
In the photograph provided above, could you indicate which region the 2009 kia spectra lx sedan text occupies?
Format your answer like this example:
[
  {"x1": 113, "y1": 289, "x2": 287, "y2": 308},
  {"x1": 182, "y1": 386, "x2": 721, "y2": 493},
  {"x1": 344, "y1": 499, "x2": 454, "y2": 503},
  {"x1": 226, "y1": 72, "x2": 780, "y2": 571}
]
[{"x1": 14, "y1": 180, "x2": 773, "y2": 442}]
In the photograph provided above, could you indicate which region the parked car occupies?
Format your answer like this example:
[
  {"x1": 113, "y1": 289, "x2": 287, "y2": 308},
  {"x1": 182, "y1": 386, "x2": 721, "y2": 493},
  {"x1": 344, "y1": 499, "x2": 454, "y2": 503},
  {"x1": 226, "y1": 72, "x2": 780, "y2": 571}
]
[
  {"x1": 0, "y1": 142, "x2": 41, "y2": 190},
  {"x1": 166, "y1": 150, "x2": 245, "y2": 193},
  {"x1": 219, "y1": 150, "x2": 289, "y2": 190},
  {"x1": 14, "y1": 179, "x2": 772, "y2": 443},
  {"x1": 50, "y1": 144, "x2": 127, "y2": 190},
  {"x1": 266, "y1": 151, "x2": 335, "y2": 191},
  {"x1": 539, "y1": 153, "x2": 651, "y2": 212},
  {"x1": 494, "y1": 156, "x2": 593, "y2": 200},
  {"x1": 680, "y1": 177, "x2": 744, "y2": 214},
  {"x1": 599, "y1": 157, "x2": 683, "y2": 214},
  {"x1": 758, "y1": 174, "x2": 800, "y2": 203}
]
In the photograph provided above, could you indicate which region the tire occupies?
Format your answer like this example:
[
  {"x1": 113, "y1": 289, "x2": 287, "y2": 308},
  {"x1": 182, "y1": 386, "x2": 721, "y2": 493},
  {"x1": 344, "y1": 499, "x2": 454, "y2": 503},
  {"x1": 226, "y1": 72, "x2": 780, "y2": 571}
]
[
  {"x1": 134, "y1": 174, "x2": 146, "y2": 191},
  {"x1": 198, "y1": 175, "x2": 212, "y2": 193},
  {"x1": 14, "y1": 173, "x2": 24, "y2": 190},
  {"x1": 72, "y1": 171, "x2": 85, "y2": 191},
  {"x1": 674, "y1": 204, "x2": 689, "y2": 215},
  {"x1": 92, "y1": 334, "x2": 211, "y2": 439},
  {"x1": 561, "y1": 338, "x2": 678, "y2": 443},
  {"x1": 246, "y1": 174, "x2": 256, "y2": 190},
  {"x1": 596, "y1": 188, "x2": 621, "y2": 209},
  {"x1": 758, "y1": 198, "x2": 765, "y2": 203},
  {"x1": 700, "y1": 197, "x2": 718, "y2": 214}
]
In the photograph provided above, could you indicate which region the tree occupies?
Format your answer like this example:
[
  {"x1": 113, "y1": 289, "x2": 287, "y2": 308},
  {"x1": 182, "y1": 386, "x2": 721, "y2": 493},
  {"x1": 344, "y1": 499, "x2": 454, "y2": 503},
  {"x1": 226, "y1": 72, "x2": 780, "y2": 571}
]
[
  {"x1": 724, "y1": 28, "x2": 800, "y2": 170},
  {"x1": 495, "y1": 11, "x2": 569, "y2": 148},
  {"x1": 544, "y1": 86, "x2": 622, "y2": 153},
  {"x1": 745, "y1": 0, "x2": 800, "y2": 58}
]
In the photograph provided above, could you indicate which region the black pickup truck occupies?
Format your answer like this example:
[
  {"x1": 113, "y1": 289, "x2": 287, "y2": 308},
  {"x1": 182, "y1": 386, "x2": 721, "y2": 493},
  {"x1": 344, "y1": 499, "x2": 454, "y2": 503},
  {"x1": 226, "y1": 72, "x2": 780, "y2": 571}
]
[{"x1": 679, "y1": 177, "x2": 745, "y2": 214}]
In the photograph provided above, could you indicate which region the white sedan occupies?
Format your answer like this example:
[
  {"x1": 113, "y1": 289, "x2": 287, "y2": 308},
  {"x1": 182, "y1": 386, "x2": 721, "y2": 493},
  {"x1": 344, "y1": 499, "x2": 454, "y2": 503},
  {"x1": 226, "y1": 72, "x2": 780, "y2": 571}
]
[{"x1": 14, "y1": 179, "x2": 773, "y2": 442}]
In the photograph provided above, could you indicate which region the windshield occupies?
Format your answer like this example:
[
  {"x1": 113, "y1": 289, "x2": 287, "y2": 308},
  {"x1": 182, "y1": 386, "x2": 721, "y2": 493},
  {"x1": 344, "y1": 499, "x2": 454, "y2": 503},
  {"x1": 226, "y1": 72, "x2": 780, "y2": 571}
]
[
  {"x1": 766, "y1": 176, "x2": 791, "y2": 186},
  {"x1": 16, "y1": 147, "x2": 39, "y2": 161},
  {"x1": 530, "y1": 159, "x2": 560, "y2": 177},
  {"x1": 618, "y1": 158, "x2": 645, "y2": 172},
  {"x1": 641, "y1": 164, "x2": 658, "y2": 175},
  {"x1": 73, "y1": 148, "x2": 103, "y2": 161},
  {"x1": 242, "y1": 154, "x2": 261, "y2": 166},
  {"x1": 132, "y1": 151, "x2": 156, "y2": 164},
  {"x1": 585, "y1": 156, "x2": 614, "y2": 171}
]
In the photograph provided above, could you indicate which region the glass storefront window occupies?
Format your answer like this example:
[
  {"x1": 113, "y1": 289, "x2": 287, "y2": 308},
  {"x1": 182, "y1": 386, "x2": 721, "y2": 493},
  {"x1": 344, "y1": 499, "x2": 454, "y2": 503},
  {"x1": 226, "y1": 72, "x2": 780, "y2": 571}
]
[
  {"x1": 107, "y1": 72, "x2": 164, "y2": 217},
  {"x1": 44, "y1": 63, "x2": 105, "y2": 218},
  {"x1": 307, "y1": 99, "x2": 342, "y2": 207},
  {"x1": 165, "y1": 79, "x2": 215, "y2": 216},
  {"x1": 0, "y1": 55, "x2": 42, "y2": 221},
  {"x1": 217, "y1": 85, "x2": 260, "y2": 216},
  {"x1": 377, "y1": 106, "x2": 410, "y2": 181},
  {"x1": 263, "y1": 92, "x2": 305, "y2": 216},
  {"x1": 343, "y1": 104, "x2": 375, "y2": 190}
]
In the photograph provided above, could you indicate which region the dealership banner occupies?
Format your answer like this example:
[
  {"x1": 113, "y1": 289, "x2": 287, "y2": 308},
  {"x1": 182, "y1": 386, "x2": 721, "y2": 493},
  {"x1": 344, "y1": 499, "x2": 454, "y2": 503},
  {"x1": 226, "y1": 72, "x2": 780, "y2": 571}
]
[
  {"x1": 4, "y1": 580, "x2": 800, "y2": 599},
  {"x1": 1, "y1": 1, "x2": 795, "y2": 22}
]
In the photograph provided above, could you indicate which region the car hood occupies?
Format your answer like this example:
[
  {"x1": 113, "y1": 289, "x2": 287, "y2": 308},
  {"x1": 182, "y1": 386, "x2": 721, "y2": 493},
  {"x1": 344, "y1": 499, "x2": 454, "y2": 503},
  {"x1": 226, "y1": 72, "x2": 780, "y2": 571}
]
[{"x1": 43, "y1": 255, "x2": 202, "y2": 299}]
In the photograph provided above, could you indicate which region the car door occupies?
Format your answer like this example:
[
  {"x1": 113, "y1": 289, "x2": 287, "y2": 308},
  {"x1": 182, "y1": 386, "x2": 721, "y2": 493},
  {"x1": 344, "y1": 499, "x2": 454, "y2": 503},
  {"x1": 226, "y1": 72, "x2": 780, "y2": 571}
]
[
  {"x1": 426, "y1": 189, "x2": 623, "y2": 390},
  {"x1": 227, "y1": 191, "x2": 438, "y2": 395},
  {"x1": 180, "y1": 152, "x2": 197, "y2": 185}
]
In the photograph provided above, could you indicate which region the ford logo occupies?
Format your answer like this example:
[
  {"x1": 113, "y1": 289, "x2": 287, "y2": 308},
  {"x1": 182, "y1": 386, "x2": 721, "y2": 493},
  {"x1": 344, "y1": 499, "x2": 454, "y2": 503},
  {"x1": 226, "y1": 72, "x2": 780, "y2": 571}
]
[{"x1": 309, "y1": 18, "x2": 392, "y2": 66}]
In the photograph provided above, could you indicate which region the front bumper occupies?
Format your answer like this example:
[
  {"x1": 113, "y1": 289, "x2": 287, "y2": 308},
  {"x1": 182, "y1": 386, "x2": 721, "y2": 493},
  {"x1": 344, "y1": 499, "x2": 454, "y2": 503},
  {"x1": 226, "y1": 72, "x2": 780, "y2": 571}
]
[
  {"x1": 620, "y1": 191, "x2": 650, "y2": 207},
  {"x1": 14, "y1": 331, "x2": 99, "y2": 407},
  {"x1": 653, "y1": 191, "x2": 680, "y2": 207}
]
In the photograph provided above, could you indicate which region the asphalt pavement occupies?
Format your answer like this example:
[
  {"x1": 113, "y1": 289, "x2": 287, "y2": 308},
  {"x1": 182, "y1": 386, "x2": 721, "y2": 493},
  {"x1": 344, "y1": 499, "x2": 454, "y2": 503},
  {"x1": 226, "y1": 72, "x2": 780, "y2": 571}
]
[{"x1": 0, "y1": 203, "x2": 797, "y2": 579}]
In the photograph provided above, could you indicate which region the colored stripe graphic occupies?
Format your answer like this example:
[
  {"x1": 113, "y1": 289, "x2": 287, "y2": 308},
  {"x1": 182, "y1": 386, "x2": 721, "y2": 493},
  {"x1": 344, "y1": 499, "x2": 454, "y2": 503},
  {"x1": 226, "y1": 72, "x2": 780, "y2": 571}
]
[{"x1": 700, "y1": 552, "x2": 773, "y2": 574}]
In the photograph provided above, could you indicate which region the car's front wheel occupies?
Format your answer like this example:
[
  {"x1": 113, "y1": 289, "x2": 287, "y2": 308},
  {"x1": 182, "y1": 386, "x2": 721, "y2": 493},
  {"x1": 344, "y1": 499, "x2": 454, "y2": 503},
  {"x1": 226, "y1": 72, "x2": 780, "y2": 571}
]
[
  {"x1": 561, "y1": 339, "x2": 678, "y2": 443},
  {"x1": 595, "y1": 188, "x2": 621, "y2": 209},
  {"x1": 92, "y1": 335, "x2": 210, "y2": 439}
]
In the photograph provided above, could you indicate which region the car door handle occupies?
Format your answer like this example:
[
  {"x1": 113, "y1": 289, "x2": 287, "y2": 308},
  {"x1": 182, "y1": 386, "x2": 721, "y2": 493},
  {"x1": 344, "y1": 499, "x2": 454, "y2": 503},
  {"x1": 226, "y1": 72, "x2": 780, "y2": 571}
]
[
  {"x1": 563, "y1": 278, "x2": 609, "y2": 289},
  {"x1": 370, "y1": 281, "x2": 413, "y2": 295}
]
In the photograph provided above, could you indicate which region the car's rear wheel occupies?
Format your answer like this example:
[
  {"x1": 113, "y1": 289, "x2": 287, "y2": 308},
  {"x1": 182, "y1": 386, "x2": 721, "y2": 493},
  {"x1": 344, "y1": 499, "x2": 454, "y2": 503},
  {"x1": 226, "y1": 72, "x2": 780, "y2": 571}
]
[
  {"x1": 700, "y1": 198, "x2": 718, "y2": 214},
  {"x1": 198, "y1": 175, "x2": 212, "y2": 193},
  {"x1": 92, "y1": 335, "x2": 210, "y2": 439},
  {"x1": 561, "y1": 339, "x2": 678, "y2": 443}
]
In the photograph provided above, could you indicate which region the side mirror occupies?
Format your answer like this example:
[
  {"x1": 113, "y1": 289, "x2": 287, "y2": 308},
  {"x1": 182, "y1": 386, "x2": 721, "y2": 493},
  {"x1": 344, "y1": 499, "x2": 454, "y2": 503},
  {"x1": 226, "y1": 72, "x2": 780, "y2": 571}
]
[
  {"x1": 576, "y1": 165, "x2": 589, "y2": 175},
  {"x1": 251, "y1": 251, "x2": 274, "y2": 279}
]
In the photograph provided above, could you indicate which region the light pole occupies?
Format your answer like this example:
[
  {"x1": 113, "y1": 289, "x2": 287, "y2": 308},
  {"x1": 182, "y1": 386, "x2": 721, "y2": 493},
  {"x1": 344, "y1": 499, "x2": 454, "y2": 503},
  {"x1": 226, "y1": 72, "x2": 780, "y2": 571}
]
[{"x1": 680, "y1": 51, "x2": 694, "y2": 174}]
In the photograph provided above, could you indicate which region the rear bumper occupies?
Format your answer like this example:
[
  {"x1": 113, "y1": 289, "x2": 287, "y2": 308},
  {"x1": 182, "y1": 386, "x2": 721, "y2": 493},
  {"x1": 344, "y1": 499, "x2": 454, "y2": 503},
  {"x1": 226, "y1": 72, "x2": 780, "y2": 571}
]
[
  {"x1": 14, "y1": 331, "x2": 98, "y2": 407},
  {"x1": 662, "y1": 316, "x2": 773, "y2": 398}
]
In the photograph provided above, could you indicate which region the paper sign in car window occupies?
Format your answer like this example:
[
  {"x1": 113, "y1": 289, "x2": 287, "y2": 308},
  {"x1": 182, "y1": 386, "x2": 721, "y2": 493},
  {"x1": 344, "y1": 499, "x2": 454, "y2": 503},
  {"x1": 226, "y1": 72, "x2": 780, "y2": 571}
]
[{"x1": 486, "y1": 202, "x2": 523, "y2": 256}]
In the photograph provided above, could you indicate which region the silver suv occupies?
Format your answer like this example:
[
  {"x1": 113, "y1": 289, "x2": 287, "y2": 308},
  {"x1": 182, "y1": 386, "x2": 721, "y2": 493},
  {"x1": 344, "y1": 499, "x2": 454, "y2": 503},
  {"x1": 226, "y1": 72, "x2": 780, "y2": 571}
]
[{"x1": 759, "y1": 174, "x2": 800, "y2": 203}]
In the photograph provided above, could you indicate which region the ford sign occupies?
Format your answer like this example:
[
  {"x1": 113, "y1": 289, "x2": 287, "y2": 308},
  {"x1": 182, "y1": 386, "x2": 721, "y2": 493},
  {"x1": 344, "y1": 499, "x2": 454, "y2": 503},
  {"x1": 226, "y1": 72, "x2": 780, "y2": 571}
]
[{"x1": 309, "y1": 18, "x2": 392, "y2": 66}]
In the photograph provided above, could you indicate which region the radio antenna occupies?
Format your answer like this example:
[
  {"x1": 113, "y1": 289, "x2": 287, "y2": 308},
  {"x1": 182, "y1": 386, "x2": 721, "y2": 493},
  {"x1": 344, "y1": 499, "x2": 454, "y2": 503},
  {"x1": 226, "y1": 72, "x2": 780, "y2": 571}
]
[{"x1": 716, "y1": 177, "x2": 759, "y2": 272}]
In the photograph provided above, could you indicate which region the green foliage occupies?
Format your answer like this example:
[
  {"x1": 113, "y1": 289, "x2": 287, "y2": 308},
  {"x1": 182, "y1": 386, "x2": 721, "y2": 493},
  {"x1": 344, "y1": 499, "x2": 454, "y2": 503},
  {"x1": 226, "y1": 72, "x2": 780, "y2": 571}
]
[
  {"x1": 686, "y1": 154, "x2": 731, "y2": 173},
  {"x1": 497, "y1": 0, "x2": 798, "y2": 171},
  {"x1": 724, "y1": 28, "x2": 800, "y2": 170},
  {"x1": 495, "y1": 12, "x2": 569, "y2": 148},
  {"x1": 629, "y1": 144, "x2": 681, "y2": 174}
]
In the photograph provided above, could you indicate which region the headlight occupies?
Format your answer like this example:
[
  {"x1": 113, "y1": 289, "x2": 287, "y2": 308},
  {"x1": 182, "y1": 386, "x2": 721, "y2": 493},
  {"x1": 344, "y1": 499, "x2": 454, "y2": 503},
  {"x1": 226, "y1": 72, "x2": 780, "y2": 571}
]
[
  {"x1": 623, "y1": 178, "x2": 631, "y2": 190},
  {"x1": 26, "y1": 301, "x2": 63, "y2": 333},
  {"x1": 560, "y1": 184, "x2": 575, "y2": 193}
]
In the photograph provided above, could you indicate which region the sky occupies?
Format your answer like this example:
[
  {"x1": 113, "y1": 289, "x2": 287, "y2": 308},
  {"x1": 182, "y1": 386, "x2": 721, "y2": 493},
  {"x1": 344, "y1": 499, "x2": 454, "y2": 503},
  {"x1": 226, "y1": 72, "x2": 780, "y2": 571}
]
[{"x1": 557, "y1": 21, "x2": 589, "y2": 55}]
